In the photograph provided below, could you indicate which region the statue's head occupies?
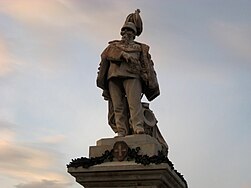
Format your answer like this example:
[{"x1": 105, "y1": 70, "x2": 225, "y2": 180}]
[
  {"x1": 121, "y1": 9, "x2": 143, "y2": 38},
  {"x1": 121, "y1": 22, "x2": 137, "y2": 35},
  {"x1": 120, "y1": 22, "x2": 136, "y2": 41}
]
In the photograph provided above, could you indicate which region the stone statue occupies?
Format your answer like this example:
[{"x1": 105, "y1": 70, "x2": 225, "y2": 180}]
[{"x1": 97, "y1": 9, "x2": 168, "y2": 152}]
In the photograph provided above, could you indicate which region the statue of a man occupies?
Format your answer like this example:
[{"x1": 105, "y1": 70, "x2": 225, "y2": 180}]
[{"x1": 97, "y1": 10, "x2": 160, "y2": 137}]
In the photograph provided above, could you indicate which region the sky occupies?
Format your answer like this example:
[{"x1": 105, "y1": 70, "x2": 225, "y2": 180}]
[{"x1": 0, "y1": 0, "x2": 251, "y2": 188}]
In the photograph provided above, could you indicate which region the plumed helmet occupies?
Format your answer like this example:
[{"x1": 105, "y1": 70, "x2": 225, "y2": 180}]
[
  {"x1": 121, "y1": 9, "x2": 143, "y2": 36},
  {"x1": 121, "y1": 22, "x2": 137, "y2": 34}
]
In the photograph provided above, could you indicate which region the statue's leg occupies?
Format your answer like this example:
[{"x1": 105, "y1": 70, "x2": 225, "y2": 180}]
[
  {"x1": 108, "y1": 78, "x2": 129, "y2": 136},
  {"x1": 108, "y1": 99, "x2": 117, "y2": 133},
  {"x1": 123, "y1": 78, "x2": 144, "y2": 134}
]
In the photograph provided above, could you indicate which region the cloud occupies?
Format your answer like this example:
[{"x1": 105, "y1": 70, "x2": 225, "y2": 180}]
[
  {"x1": 0, "y1": 0, "x2": 129, "y2": 38},
  {"x1": 0, "y1": 37, "x2": 15, "y2": 76},
  {"x1": 210, "y1": 21, "x2": 251, "y2": 62},
  {"x1": 0, "y1": 140, "x2": 66, "y2": 182},
  {"x1": 0, "y1": 0, "x2": 79, "y2": 26},
  {"x1": 0, "y1": 1, "x2": 134, "y2": 74},
  {"x1": 40, "y1": 135, "x2": 66, "y2": 144},
  {"x1": 15, "y1": 179, "x2": 72, "y2": 188},
  {"x1": 0, "y1": 1, "x2": 79, "y2": 74},
  {"x1": 0, "y1": 121, "x2": 70, "y2": 184},
  {"x1": 0, "y1": 120, "x2": 16, "y2": 141}
]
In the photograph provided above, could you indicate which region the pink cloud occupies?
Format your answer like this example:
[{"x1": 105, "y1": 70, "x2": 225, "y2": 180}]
[
  {"x1": 15, "y1": 179, "x2": 72, "y2": 188},
  {"x1": 0, "y1": 37, "x2": 13, "y2": 76},
  {"x1": 0, "y1": 122, "x2": 70, "y2": 183},
  {"x1": 0, "y1": 0, "x2": 134, "y2": 43}
]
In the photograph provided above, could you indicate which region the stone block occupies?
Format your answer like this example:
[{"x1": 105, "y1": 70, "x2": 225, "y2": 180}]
[
  {"x1": 89, "y1": 134, "x2": 163, "y2": 158},
  {"x1": 68, "y1": 161, "x2": 187, "y2": 188}
]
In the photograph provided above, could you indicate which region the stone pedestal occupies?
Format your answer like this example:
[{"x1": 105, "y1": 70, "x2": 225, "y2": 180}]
[
  {"x1": 89, "y1": 134, "x2": 163, "y2": 158},
  {"x1": 68, "y1": 161, "x2": 186, "y2": 188},
  {"x1": 67, "y1": 134, "x2": 187, "y2": 188}
]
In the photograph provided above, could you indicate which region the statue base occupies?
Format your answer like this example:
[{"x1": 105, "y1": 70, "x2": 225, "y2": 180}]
[
  {"x1": 67, "y1": 134, "x2": 187, "y2": 188},
  {"x1": 89, "y1": 134, "x2": 163, "y2": 158},
  {"x1": 68, "y1": 161, "x2": 186, "y2": 188}
]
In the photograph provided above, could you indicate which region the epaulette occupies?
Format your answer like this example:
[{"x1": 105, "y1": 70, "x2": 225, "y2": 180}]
[
  {"x1": 135, "y1": 41, "x2": 149, "y2": 48},
  {"x1": 108, "y1": 40, "x2": 121, "y2": 44},
  {"x1": 134, "y1": 41, "x2": 142, "y2": 45},
  {"x1": 108, "y1": 40, "x2": 149, "y2": 51}
]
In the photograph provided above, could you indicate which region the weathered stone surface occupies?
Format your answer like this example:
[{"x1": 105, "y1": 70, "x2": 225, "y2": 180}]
[
  {"x1": 89, "y1": 134, "x2": 163, "y2": 158},
  {"x1": 67, "y1": 9, "x2": 187, "y2": 188},
  {"x1": 68, "y1": 161, "x2": 187, "y2": 188},
  {"x1": 96, "y1": 9, "x2": 163, "y2": 145}
]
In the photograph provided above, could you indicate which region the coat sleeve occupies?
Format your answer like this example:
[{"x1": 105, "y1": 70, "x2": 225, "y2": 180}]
[
  {"x1": 140, "y1": 44, "x2": 160, "y2": 101},
  {"x1": 96, "y1": 46, "x2": 110, "y2": 90},
  {"x1": 96, "y1": 42, "x2": 124, "y2": 90}
]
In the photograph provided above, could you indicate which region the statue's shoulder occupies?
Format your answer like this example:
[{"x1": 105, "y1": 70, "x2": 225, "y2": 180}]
[
  {"x1": 135, "y1": 41, "x2": 150, "y2": 51},
  {"x1": 107, "y1": 40, "x2": 149, "y2": 52},
  {"x1": 108, "y1": 40, "x2": 121, "y2": 45}
]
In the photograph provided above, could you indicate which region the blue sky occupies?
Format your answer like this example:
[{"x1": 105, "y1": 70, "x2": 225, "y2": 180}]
[{"x1": 0, "y1": 0, "x2": 251, "y2": 188}]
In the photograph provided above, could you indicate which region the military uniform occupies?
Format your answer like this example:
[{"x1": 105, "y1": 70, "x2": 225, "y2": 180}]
[{"x1": 97, "y1": 40, "x2": 160, "y2": 136}]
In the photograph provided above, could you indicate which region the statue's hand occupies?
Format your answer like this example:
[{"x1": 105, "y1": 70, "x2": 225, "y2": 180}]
[
  {"x1": 102, "y1": 90, "x2": 110, "y2": 101},
  {"x1": 121, "y1": 51, "x2": 130, "y2": 62},
  {"x1": 121, "y1": 51, "x2": 140, "y2": 65}
]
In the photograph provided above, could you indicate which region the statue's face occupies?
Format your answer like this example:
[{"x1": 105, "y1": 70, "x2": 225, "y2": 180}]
[{"x1": 121, "y1": 28, "x2": 135, "y2": 42}]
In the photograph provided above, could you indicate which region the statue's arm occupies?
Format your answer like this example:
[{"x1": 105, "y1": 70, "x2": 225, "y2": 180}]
[
  {"x1": 105, "y1": 43, "x2": 124, "y2": 62},
  {"x1": 96, "y1": 47, "x2": 110, "y2": 90},
  {"x1": 140, "y1": 43, "x2": 160, "y2": 101}
]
